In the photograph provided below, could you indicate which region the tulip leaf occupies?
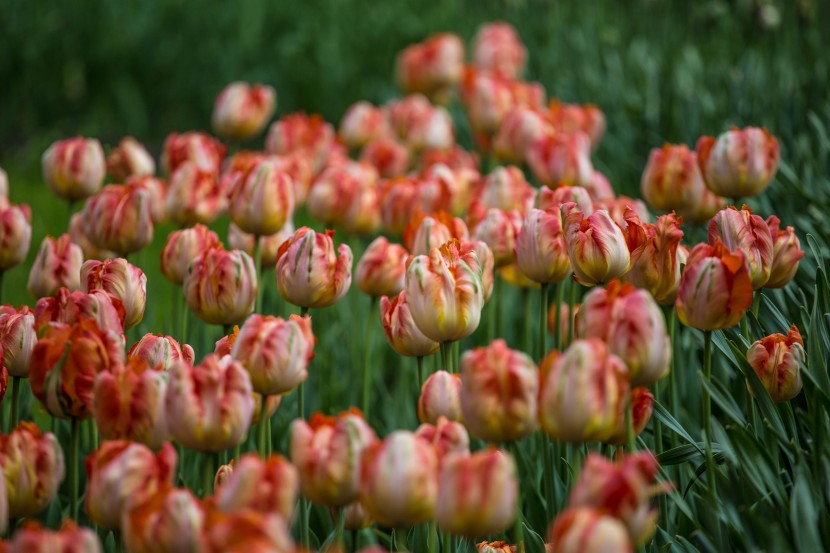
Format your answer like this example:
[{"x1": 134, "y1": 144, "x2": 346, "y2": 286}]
[
  {"x1": 790, "y1": 463, "x2": 824, "y2": 551},
  {"x1": 653, "y1": 401, "x2": 700, "y2": 450},
  {"x1": 700, "y1": 375, "x2": 746, "y2": 427},
  {"x1": 522, "y1": 522, "x2": 547, "y2": 553}
]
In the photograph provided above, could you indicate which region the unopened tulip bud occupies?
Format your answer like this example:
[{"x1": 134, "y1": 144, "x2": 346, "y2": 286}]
[
  {"x1": 83, "y1": 185, "x2": 154, "y2": 256},
  {"x1": 81, "y1": 258, "x2": 147, "y2": 330},
  {"x1": 546, "y1": 99, "x2": 607, "y2": 150},
  {"x1": 0, "y1": 204, "x2": 31, "y2": 271},
  {"x1": 212, "y1": 82, "x2": 276, "y2": 140},
  {"x1": 474, "y1": 165, "x2": 536, "y2": 214},
  {"x1": 342, "y1": 501, "x2": 373, "y2": 531},
  {"x1": 275, "y1": 227, "x2": 352, "y2": 309},
  {"x1": 747, "y1": 325, "x2": 805, "y2": 402},
  {"x1": 34, "y1": 288, "x2": 125, "y2": 335},
  {"x1": 640, "y1": 144, "x2": 706, "y2": 215},
  {"x1": 396, "y1": 33, "x2": 464, "y2": 102},
  {"x1": 0, "y1": 422, "x2": 65, "y2": 519},
  {"x1": 492, "y1": 107, "x2": 552, "y2": 164},
  {"x1": 562, "y1": 204, "x2": 630, "y2": 286},
  {"x1": 122, "y1": 486, "x2": 205, "y2": 553},
  {"x1": 709, "y1": 205, "x2": 773, "y2": 289},
  {"x1": 42, "y1": 137, "x2": 106, "y2": 201},
  {"x1": 184, "y1": 247, "x2": 258, "y2": 326},
  {"x1": 697, "y1": 126, "x2": 780, "y2": 199},
  {"x1": 69, "y1": 212, "x2": 116, "y2": 261},
  {"x1": 387, "y1": 95, "x2": 455, "y2": 153},
  {"x1": 414, "y1": 416, "x2": 470, "y2": 461},
  {"x1": 418, "y1": 370, "x2": 462, "y2": 424},
  {"x1": 537, "y1": 185, "x2": 593, "y2": 214},
  {"x1": 548, "y1": 507, "x2": 633, "y2": 553},
  {"x1": 339, "y1": 101, "x2": 391, "y2": 150},
  {"x1": 215, "y1": 453, "x2": 299, "y2": 520},
  {"x1": 765, "y1": 216, "x2": 805, "y2": 289},
  {"x1": 228, "y1": 159, "x2": 295, "y2": 236},
  {"x1": 355, "y1": 237, "x2": 408, "y2": 297},
  {"x1": 0, "y1": 306, "x2": 35, "y2": 378},
  {"x1": 528, "y1": 132, "x2": 593, "y2": 188},
  {"x1": 214, "y1": 460, "x2": 234, "y2": 489},
  {"x1": 9, "y1": 520, "x2": 102, "y2": 553},
  {"x1": 128, "y1": 333, "x2": 195, "y2": 371},
  {"x1": 265, "y1": 113, "x2": 336, "y2": 174},
  {"x1": 106, "y1": 136, "x2": 156, "y2": 181},
  {"x1": 469, "y1": 206, "x2": 522, "y2": 268},
  {"x1": 228, "y1": 220, "x2": 294, "y2": 270},
  {"x1": 460, "y1": 340, "x2": 538, "y2": 442},
  {"x1": 379, "y1": 291, "x2": 441, "y2": 358},
  {"x1": 622, "y1": 213, "x2": 687, "y2": 305},
  {"x1": 472, "y1": 22, "x2": 526, "y2": 79},
  {"x1": 515, "y1": 208, "x2": 571, "y2": 285},
  {"x1": 161, "y1": 224, "x2": 222, "y2": 286},
  {"x1": 27, "y1": 235, "x2": 84, "y2": 298},
  {"x1": 538, "y1": 339, "x2": 629, "y2": 443},
  {"x1": 165, "y1": 354, "x2": 254, "y2": 452},
  {"x1": 165, "y1": 162, "x2": 228, "y2": 226},
  {"x1": 608, "y1": 387, "x2": 654, "y2": 446},
  {"x1": 161, "y1": 131, "x2": 226, "y2": 175},
  {"x1": 360, "y1": 137, "x2": 410, "y2": 178}
]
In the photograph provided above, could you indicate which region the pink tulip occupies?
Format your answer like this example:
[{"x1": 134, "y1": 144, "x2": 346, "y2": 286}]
[
  {"x1": 81, "y1": 258, "x2": 147, "y2": 330},
  {"x1": 472, "y1": 22, "x2": 527, "y2": 79},
  {"x1": 562, "y1": 204, "x2": 631, "y2": 286},
  {"x1": 212, "y1": 82, "x2": 276, "y2": 140},
  {"x1": 472, "y1": 165, "x2": 536, "y2": 214},
  {"x1": 122, "y1": 486, "x2": 205, "y2": 553},
  {"x1": 128, "y1": 333, "x2": 195, "y2": 371},
  {"x1": 0, "y1": 306, "x2": 35, "y2": 379},
  {"x1": 492, "y1": 107, "x2": 553, "y2": 164},
  {"x1": 404, "y1": 211, "x2": 469, "y2": 257},
  {"x1": 765, "y1": 215, "x2": 805, "y2": 289},
  {"x1": 27, "y1": 235, "x2": 84, "y2": 298},
  {"x1": 396, "y1": 33, "x2": 464, "y2": 102},
  {"x1": 42, "y1": 136, "x2": 105, "y2": 201},
  {"x1": 161, "y1": 131, "x2": 226, "y2": 175},
  {"x1": 165, "y1": 162, "x2": 228, "y2": 226},
  {"x1": 34, "y1": 288, "x2": 125, "y2": 334},
  {"x1": 697, "y1": 126, "x2": 780, "y2": 199},
  {"x1": 515, "y1": 208, "x2": 571, "y2": 285},
  {"x1": 8, "y1": 520, "x2": 102, "y2": 552},
  {"x1": 228, "y1": 159, "x2": 295, "y2": 236},
  {"x1": 746, "y1": 325, "x2": 805, "y2": 402},
  {"x1": 339, "y1": 101, "x2": 392, "y2": 150},
  {"x1": 546, "y1": 99, "x2": 607, "y2": 150},
  {"x1": 265, "y1": 113, "x2": 336, "y2": 174},
  {"x1": 537, "y1": 185, "x2": 594, "y2": 214},
  {"x1": 709, "y1": 205, "x2": 773, "y2": 289},
  {"x1": 640, "y1": 144, "x2": 706, "y2": 216},
  {"x1": 528, "y1": 132, "x2": 593, "y2": 188},
  {"x1": 548, "y1": 507, "x2": 633, "y2": 553},
  {"x1": 183, "y1": 247, "x2": 258, "y2": 326},
  {"x1": 355, "y1": 236, "x2": 409, "y2": 297},
  {"x1": 379, "y1": 291, "x2": 441, "y2": 358},
  {"x1": 0, "y1": 204, "x2": 32, "y2": 271},
  {"x1": 414, "y1": 416, "x2": 470, "y2": 461},
  {"x1": 387, "y1": 94, "x2": 455, "y2": 153},
  {"x1": 106, "y1": 136, "x2": 156, "y2": 181},
  {"x1": 214, "y1": 453, "x2": 299, "y2": 520},
  {"x1": 418, "y1": 370, "x2": 462, "y2": 424},
  {"x1": 0, "y1": 422, "x2": 65, "y2": 519},
  {"x1": 360, "y1": 137, "x2": 410, "y2": 178},
  {"x1": 160, "y1": 224, "x2": 222, "y2": 286}
]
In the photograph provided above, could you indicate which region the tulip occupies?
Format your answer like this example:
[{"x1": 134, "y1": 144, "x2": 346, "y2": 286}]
[
  {"x1": 203, "y1": 507, "x2": 294, "y2": 553},
  {"x1": 8, "y1": 520, "x2": 102, "y2": 552},
  {"x1": 127, "y1": 175, "x2": 168, "y2": 223},
  {"x1": 675, "y1": 240, "x2": 753, "y2": 330},
  {"x1": 538, "y1": 339, "x2": 629, "y2": 443},
  {"x1": 578, "y1": 281, "x2": 670, "y2": 386},
  {"x1": 161, "y1": 224, "x2": 222, "y2": 286},
  {"x1": 569, "y1": 452, "x2": 669, "y2": 546},
  {"x1": 595, "y1": 195, "x2": 651, "y2": 228},
  {"x1": 81, "y1": 258, "x2": 147, "y2": 330},
  {"x1": 404, "y1": 211, "x2": 469, "y2": 257},
  {"x1": 685, "y1": 186, "x2": 728, "y2": 224},
  {"x1": 27, "y1": 234, "x2": 84, "y2": 298},
  {"x1": 0, "y1": 306, "x2": 35, "y2": 378},
  {"x1": 436, "y1": 449, "x2": 517, "y2": 537},
  {"x1": 473, "y1": 165, "x2": 536, "y2": 214},
  {"x1": 587, "y1": 170, "x2": 616, "y2": 202},
  {"x1": 184, "y1": 247, "x2": 258, "y2": 326},
  {"x1": 228, "y1": 159, "x2": 295, "y2": 236},
  {"x1": 165, "y1": 162, "x2": 228, "y2": 226},
  {"x1": 360, "y1": 137, "x2": 410, "y2": 178},
  {"x1": 640, "y1": 144, "x2": 707, "y2": 216},
  {"x1": 472, "y1": 22, "x2": 526, "y2": 79},
  {"x1": 459, "y1": 339, "x2": 538, "y2": 442},
  {"x1": 537, "y1": 185, "x2": 594, "y2": 214},
  {"x1": 212, "y1": 82, "x2": 276, "y2": 140},
  {"x1": 765, "y1": 215, "x2": 805, "y2": 288},
  {"x1": 0, "y1": 422, "x2": 65, "y2": 519},
  {"x1": 492, "y1": 107, "x2": 552, "y2": 164},
  {"x1": 291, "y1": 410, "x2": 378, "y2": 507},
  {"x1": 379, "y1": 291, "x2": 441, "y2": 358},
  {"x1": 166, "y1": 354, "x2": 254, "y2": 452},
  {"x1": 459, "y1": 69, "x2": 544, "y2": 138},
  {"x1": 339, "y1": 101, "x2": 391, "y2": 150},
  {"x1": 378, "y1": 176, "x2": 437, "y2": 234},
  {"x1": 122, "y1": 486, "x2": 205, "y2": 553},
  {"x1": 746, "y1": 325, "x2": 805, "y2": 402},
  {"x1": 422, "y1": 145, "x2": 480, "y2": 173},
  {"x1": 405, "y1": 239, "x2": 485, "y2": 343},
  {"x1": 93, "y1": 358, "x2": 170, "y2": 448},
  {"x1": 547, "y1": 301, "x2": 578, "y2": 345},
  {"x1": 82, "y1": 184, "x2": 154, "y2": 256},
  {"x1": 69, "y1": 212, "x2": 116, "y2": 261},
  {"x1": 106, "y1": 136, "x2": 156, "y2": 181},
  {"x1": 215, "y1": 453, "x2": 299, "y2": 520},
  {"x1": 608, "y1": 387, "x2": 654, "y2": 446},
  {"x1": 387, "y1": 95, "x2": 455, "y2": 153},
  {"x1": 0, "y1": 204, "x2": 31, "y2": 272},
  {"x1": 396, "y1": 33, "x2": 464, "y2": 102},
  {"x1": 414, "y1": 417, "x2": 470, "y2": 460},
  {"x1": 84, "y1": 441, "x2": 177, "y2": 530},
  {"x1": 265, "y1": 113, "x2": 336, "y2": 174},
  {"x1": 231, "y1": 314, "x2": 315, "y2": 395},
  {"x1": 42, "y1": 136, "x2": 106, "y2": 202},
  {"x1": 709, "y1": 205, "x2": 773, "y2": 289},
  {"x1": 354, "y1": 237, "x2": 408, "y2": 298},
  {"x1": 548, "y1": 507, "x2": 633, "y2": 553},
  {"x1": 515, "y1": 208, "x2": 571, "y2": 285},
  {"x1": 546, "y1": 99, "x2": 607, "y2": 149},
  {"x1": 0, "y1": 166, "x2": 6, "y2": 200},
  {"x1": 342, "y1": 501, "x2": 373, "y2": 531},
  {"x1": 360, "y1": 430, "x2": 438, "y2": 526},
  {"x1": 527, "y1": 132, "x2": 594, "y2": 188},
  {"x1": 622, "y1": 213, "x2": 687, "y2": 305},
  {"x1": 275, "y1": 227, "x2": 352, "y2": 309},
  {"x1": 214, "y1": 460, "x2": 234, "y2": 489},
  {"x1": 463, "y1": 240, "x2": 495, "y2": 302},
  {"x1": 477, "y1": 542, "x2": 517, "y2": 553},
  {"x1": 562, "y1": 204, "x2": 631, "y2": 286},
  {"x1": 34, "y1": 288, "x2": 125, "y2": 334},
  {"x1": 307, "y1": 162, "x2": 380, "y2": 233},
  {"x1": 30, "y1": 319, "x2": 125, "y2": 419},
  {"x1": 250, "y1": 392, "x2": 282, "y2": 426},
  {"x1": 418, "y1": 370, "x2": 462, "y2": 424},
  {"x1": 161, "y1": 131, "x2": 226, "y2": 175},
  {"x1": 696, "y1": 126, "x2": 780, "y2": 199},
  {"x1": 228, "y1": 220, "x2": 294, "y2": 270},
  {"x1": 128, "y1": 333, "x2": 195, "y2": 371}
]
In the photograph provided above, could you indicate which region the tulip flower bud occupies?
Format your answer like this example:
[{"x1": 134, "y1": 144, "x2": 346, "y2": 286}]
[
  {"x1": 462, "y1": 240, "x2": 495, "y2": 302},
  {"x1": 30, "y1": 319, "x2": 125, "y2": 419},
  {"x1": 697, "y1": 126, "x2": 780, "y2": 199},
  {"x1": 81, "y1": 258, "x2": 147, "y2": 330},
  {"x1": 414, "y1": 417, "x2": 470, "y2": 461},
  {"x1": 212, "y1": 82, "x2": 276, "y2": 140},
  {"x1": 27, "y1": 234, "x2": 84, "y2": 298},
  {"x1": 396, "y1": 33, "x2": 464, "y2": 102},
  {"x1": 608, "y1": 387, "x2": 654, "y2": 446},
  {"x1": 42, "y1": 136, "x2": 106, "y2": 202},
  {"x1": 128, "y1": 333, "x2": 195, "y2": 371},
  {"x1": 228, "y1": 220, "x2": 293, "y2": 270},
  {"x1": 765, "y1": 216, "x2": 805, "y2": 289},
  {"x1": 0, "y1": 306, "x2": 35, "y2": 378},
  {"x1": 203, "y1": 504, "x2": 294, "y2": 553},
  {"x1": 214, "y1": 460, "x2": 234, "y2": 489},
  {"x1": 379, "y1": 291, "x2": 441, "y2": 358},
  {"x1": 291, "y1": 410, "x2": 378, "y2": 508},
  {"x1": 460, "y1": 340, "x2": 538, "y2": 442},
  {"x1": 469, "y1": 205, "x2": 523, "y2": 268},
  {"x1": 228, "y1": 159, "x2": 295, "y2": 236},
  {"x1": 106, "y1": 136, "x2": 156, "y2": 181},
  {"x1": 538, "y1": 339, "x2": 629, "y2": 443},
  {"x1": 548, "y1": 507, "x2": 633, "y2": 553},
  {"x1": 307, "y1": 162, "x2": 380, "y2": 233},
  {"x1": 355, "y1": 237, "x2": 408, "y2": 298},
  {"x1": 709, "y1": 205, "x2": 773, "y2": 289},
  {"x1": 93, "y1": 358, "x2": 169, "y2": 449},
  {"x1": 250, "y1": 391, "x2": 281, "y2": 426},
  {"x1": 0, "y1": 423, "x2": 65, "y2": 519},
  {"x1": 437, "y1": 449, "x2": 517, "y2": 537},
  {"x1": 477, "y1": 542, "x2": 518, "y2": 553},
  {"x1": 184, "y1": 247, "x2": 257, "y2": 326},
  {"x1": 537, "y1": 185, "x2": 594, "y2": 214},
  {"x1": 339, "y1": 101, "x2": 392, "y2": 150},
  {"x1": 569, "y1": 452, "x2": 669, "y2": 546},
  {"x1": 404, "y1": 211, "x2": 469, "y2": 257},
  {"x1": 747, "y1": 325, "x2": 805, "y2": 402},
  {"x1": 122, "y1": 486, "x2": 205, "y2": 553},
  {"x1": 265, "y1": 113, "x2": 336, "y2": 174},
  {"x1": 165, "y1": 162, "x2": 228, "y2": 227},
  {"x1": 387, "y1": 95, "x2": 455, "y2": 153},
  {"x1": 640, "y1": 144, "x2": 707, "y2": 215},
  {"x1": 492, "y1": 107, "x2": 552, "y2": 164},
  {"x1": 162, "y1": 131, "x2": 226, "y2": 175},
  {"x1": 579, "y1": 281, "x2": 670, "y2": 386},
  {"x1": 0, "y1": 204, "x2": 32, "y2": 271},
  {"x1": 69, "y1": 212, "x2": 116, "y2": 261},
  {"x1": 83, "y1": 184, "x2": 154, "y2": 256},
  {"x1": 166, "y1": 353, "x2": 254, "y2": 452},
  {"x1": 9, "y1": 520, "x2": 102, "y2": 552},
  {"x1": 472, "y1": 22, "x2": 526, "y2": 79},
  {"x1": 360, "y1": 430, "x2": 438, "y2": 527},
  {"x1": 562, "y1": 204, "x2": 631, "y2": 286},
  {"x1": 231, "y1": 314, "x2": 315, "y2": 395},
  {"x1": 34, "y1": 288, "x2": 125, "y2": 335},
  {"x1": 473, "y1": 165, "x2": 536, "y2": 214},
  {"x1": 515, "y1": 208, "x2": 571, "y2": 285},
  {"x1": 215, "y1": 453, "x2": 299, "y2": 520},
  {"x1": 405, "y1": 239, "x2": 484, "y2": 343},
  {"x1": 622, "y1": 213, "x2": 687, "y2": 305},
  {"x1": 161, "y1": 224, "x2": 222, "y2": 286},
  {"x1": 459, "y1": 70, "x2": 543, "y2": 138},
  {"x1": 675, "y1": 240, "x2": 753, "y2": 330},
  {"x1": 418, "y1": 370, "x2": 462, "y2": 424},
  {"x1": 528, "y1": 132, "x2": 594, "y2": 188},
  {"x1": 546, "y1": 100, "x2": 606, "y2": 150},
  {"x1": 360, "y1": 137, "x2": 410, "y2": 179},
  {"x1": 275, "y1": 227, "x2": 352, "y2": 309},
  {"x1": 342, "y1": 501, "x2": 373, "y2": 531},
  {"x1": 84, "y1": 441, "x2": 177, "y2": 530}
]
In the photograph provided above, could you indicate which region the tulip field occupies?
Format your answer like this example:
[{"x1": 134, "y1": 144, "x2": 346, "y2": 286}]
[{"x1": 1, "y1": 2, "x2": 830, "y2": 552}]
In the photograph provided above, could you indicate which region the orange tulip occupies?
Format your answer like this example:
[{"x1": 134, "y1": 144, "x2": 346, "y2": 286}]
[
  {"x1": 81, "y1": 258, "x2": 146, "y2": 330},
  {"x1": 338, "y1": 101, "x2": 392, "y2": 150},
  {"x1": 8, "y1": 520, "x2": 102, "y2": 552},
  {"x1": 492, "y1": 107, "x2": 552, "y2": 164},
  {"x1": 83, "y1": 184, "x2": 154, "y2": 256},
  {"x1": 228, "y1": 159, "x2": 295, "y2": 236},
  {"x1": 165, "y1": 162, "x2": 228, "y2": 226},
  {"x1": 472, "y1": 22, "x2": 527, "y2": 79},
  {"x1": 548, "y1": 507, "x2": 632, "y2": 553},
  {"x1": 708, "y1": 205, "x2": 773, "y2": 289},
  {"x1": 212, "y1": 82, "x2": 276, "y2": 140},
  {"x1": 528, "y1": 132, "x2": 593, "y2": 188},
  {"x1": 537, "y1": 184, "x2": 594, "y2": 214},
  {"x1": 404, "y1": 211, "x2": 469, "y2": 257},
  {"x1": 608, "y1": 387, "x2": 654, "y2": 446},
  {"x1": 183, "y1": 247, "x2": 258, "y2": 326},
  {"x1": 562, "y1": 204, "x2": 631, "y2": 286},
  {"x1": 765, "y1": 215, "x2": 805, "y2": 289},
  {"x1": 515, "y1": 207, "x2": 571, "y2": 285},
  {"x1": 214, "y1": 453, "x2": 299, "y2": 521},
  {"x1": 0, "y1": 204, "x2": 32, "y2": 271},
  {"x1": 34, "y1": 288, "x2": 125, "y2": 336},
  {"x1": 42, "y1": 136, "x2": 106, "y2": 201},
  {"x1": 128, "y1": 333, "x2": 195, "y2": 371},
  {"x1": 546, "y1": 99, "x2": 607, "y2": 150},
  {"x1": 622, "y1": 212, "x2": 688, "y2": 305},
  {"x1": 265, "y1": 113, "x2": 336, "y2": 174},
  {"x1": 640, "y1": 144, "x2": 707, "y2": 216},
  {"x1": 0, "y1": 422, "x2": 65, "y2": 519},
  {"x1": 414, "y1": 416, "x2": 470, "y2": 461},
  {"x1": 360, "y1": 137, "x2": 410, "y2": 178},
  {"x1": 746, "y1": 325, "x2": 805, "y2": 402},
  {"x1": 161, "y1": 131, "x2": 226, "y2": 175},
  {"x1": 355, "y1": 237, "x2": 409, "y2": 298},
  {"x1": 379, "y1": 291, "x2": 441, "y2": 358},
  {"x1": 106, "y1": 136, "x2": 156, "y2": 181},
  {"x1": 697, "y1": 126, "x2": 779, "y2": 199},
  {"x1": 396, "y1": 33, "x2": 464, "y2": 102},
  {"x1": 418, "y1": 370, "x2": 462, "y2": 424},
  {"x1": 160, "y1": 224, "x2": 222, "y2": 286},
  {"x1": 122, "y1": 486, "x2": 205, "y2": 553}
]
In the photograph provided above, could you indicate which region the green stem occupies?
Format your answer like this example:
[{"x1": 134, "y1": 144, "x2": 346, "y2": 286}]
[
  {"x1": 395, "y1": 527, "x2": 408, "y2": 551},
  {"x1": 702, "y1": 330, "x2": 716, "y2": 500},
  {"x1": 417, "y1": 356, "x2": 425, "y2": 391},
  {"x1": 540, "y1": 432, "x2": 554, "y2": 523},
  {"x1": 258, "y1": 394, "x2": 268, "y2": 457},
  {"x1": 69, "y1": 418, "x2": 80, "y2": 521},
  {"x1": 201, "y1": 451, "x2": 214, "y2": 497},
  {"x1": 427, "y1": 521, "x2": 438, "y2": 553},
  {"x1": 626, "y1": 397, "x2": 636, "y2": 452},
  {"x1": 362, "y1": 296, "x2": 377, "y2": 418},
  {"x1": 441, "y1": 342, "x2": 452, "y2": 374},
  {"x1": 554, "y1": 281, "x2": 563, "y2": 350},
  {"x1": 10, "y1": 376, "x2": 20, "y2": 430},
  {"x1": 508, "y1": 442, "x2": 526, "y2": 553},
  {"x1": 254, "y1": 237, "x2": 263, "y2": 314},
  {"x1": 490, "y1": 274, "x2": 501, "y2": 341},
  {"x1": 334, "y1": 507, "x2": 346, "y2": 548},
  {"x1": 567, "y1": 278, "x2": 577, "y2": 347},
  {"x1": 113, "y1": 531, "x2": 123, "y2": 553},
  {"x1": 300, "y1": 493, "x2": 310, "y2": 549},
  {"x1": 0, "y1": 270, "x2": 5, "y2": 304},
  {"x1": 180, "y1": 292, "x2": 188, "y2": 346},
  {"x1": 539, "y1": 284, "x2": 549, "y2": 361},
  {"x1": 266, "y1": 416, "x2": 272, "y2": 456},
  {"x1": 522, "y1": 288, "x2": 531, "y2": 354}
]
